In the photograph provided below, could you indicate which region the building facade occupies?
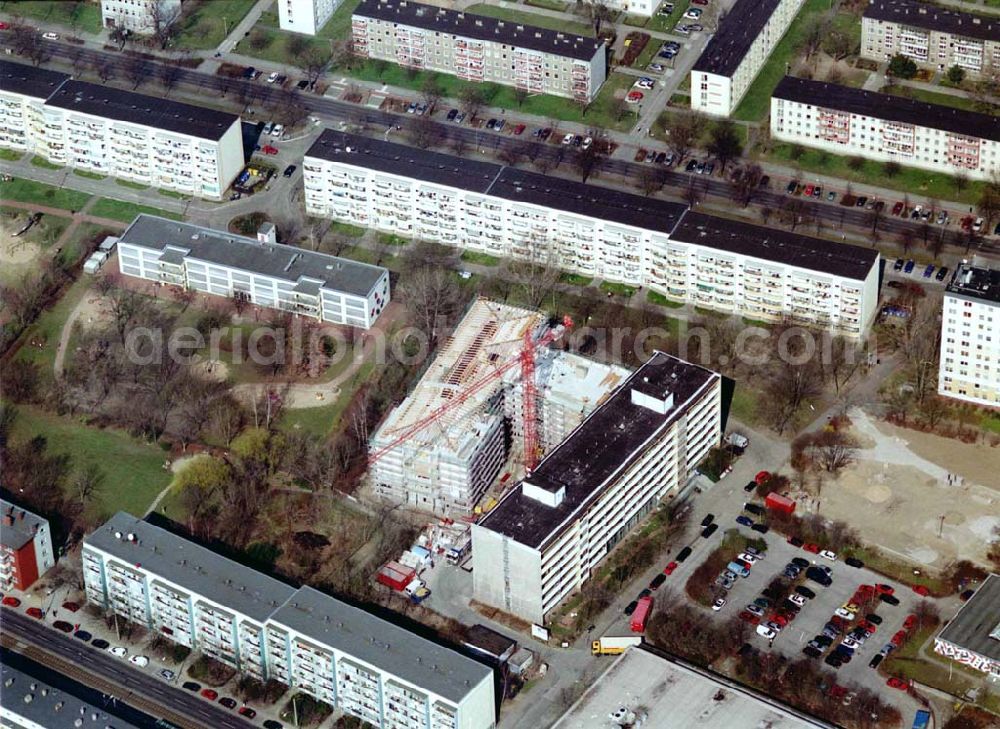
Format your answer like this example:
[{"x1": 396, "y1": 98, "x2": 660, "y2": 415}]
[
  {"x1": 862, "y1": 0, "x2": 1000, "y2": 76},
  {"x1": 473, "y1": 352, "x2": 722, "y2": 624},
  {"x1": 771, "y1": 76, "x2": 1000, "y2": 183},
  {"x1": 83, "y1": 513, "x2": 497, "y2": 729},
  {"x1": 939, "y1": 261, "x2": 1000, "y2": 407},
  {"x1": 690, "y1": 0, "x2": 805, "y2": 117},
  {"x1": 0, "y1": 500, "x2": 56, "y2": 592},
  {"x1": 117, "y1": 214, "x2": 390, "y2": 330},
  {"x1": 279, "y1": 0, "x2": 341, "y2": 35},
  {"x1": 304, "y1": 130, "x2": 881, "y2": 337},
  {"x1": 933, "y1": 573, "x2": 1000, "y2": 677},
  {"x1": 352, "y1": 0, "x2": 607, "y2": 103},
  {"x1": 101, "y1": 0, "x2": 183, "y2": 34},
  {"x1": 0, "y1": 62, "x2": 68, "y2": 154}
]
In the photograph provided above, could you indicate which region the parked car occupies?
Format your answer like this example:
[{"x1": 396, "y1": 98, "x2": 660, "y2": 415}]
[
  {"x1": 26, "y1": 607, "x2": 43, "y2": 619},
  {"x1": 624, "y1": 601, "x2": 639, "y2": 615},
  {"x1": 267, "y1": 72, "x2": 279, "y2": 84},
  {"x1": 61, "y1": 601, "x2": 80, "y2": 612},
  {"x1": 735, "y1": 516, "x2": 754, "y2": 527},
  {"x1": 92, "y1": 639, "x2": 110, "y2": 650},
  {"x1": 903, "y1": 259, "x2": 915, "y2": 274},
  {"x1": 712, "y1": 597, "x2": 726, "y2": 611},
  {"x1": 701, "y1": 523, "x2": 719, "y2": 538},
  {"x1": 271, "y1": 124, "x2": 284, "y2": 137},
  {"x1": 183, "y1": 681, "x2": 201, "y2": 692},
  {"x1": 869, "y1": 654, "x2": 884, "y2": 669},
  {"x1": 676, "y1": 547, "x2": 692, "y2": 562},
  {"x1": 880, "y1": 593, "x2": 900, "y2": 606},
  {"x1": 803, "y1": 543, "x2": 820, "y2": 554},
  {"x1": 52, "y1": 620, "x2": 73, "y2": 633},
  {"x1": 756, "y1": 625, "x2": 777, "y2": 640},
  {"x1": 751, "y1": 523, "x2": 769, "y2": 534},
  {"x1": 264, "y1": 721, "x2": 283, "y2": 729},
  {"x1": 283, "y1": 164, "x2": 297, "y2": 178},
  {"x1": 743, "y1": 481, "x2": 757, "y2": 493},
  {"x1": 109, "y1": 646, "x2": 128, "y2": 658},
  {"x1": 73, "y1": 630, "x2": 92, "y2": 641},
  {"x1": 239, "y1": 707, "x2": 257, "y2": 719},
  {"x1": 201, "y1": 689, "x2": 219, "y2": 701},
  {"x1": 130, "y1": 655, "x2": 149, "y2": 667},
  {"x1": 936, "y1": 267, "x2": 949, "y2": 282},
  {"x1": 886, "y1": 677, "x2": 909, "y2": 691},
  {"x1": 159, "y1": 669, "x2": 176, "y2": 680},
  {"x1": 219, "y1": 698, "x2": 238, "y2": 709},
  {"x1": 2, "y1": 596, "x2": 21, "y2": 607},
  {"x1": 42, "y1": 32, "x2": 60, "y2": 41},
  {"x1": 819, "y1": 550, "x2": 837, "y2": 561},
  {"x1": 795, "y1": 586, "x2": 816, "y2": 599},
  {"x1": 663, "y1": 561, "x2": 679, "y2": 575},
  {"x1": 845, "y1": 556, "x2": 864, "y2": 568},
  {"x1": 650, "y1": 573, "x2": 667, "y2": 590},
  {"x1": 700, "y1": 514, "x2": 715, "y2": 527},
  {"x1": 512, "y1": 123, "x2": 526, "y2": 135},
  {"x1": 923, "y1": 264, "x2": 935, "y2": 278}
]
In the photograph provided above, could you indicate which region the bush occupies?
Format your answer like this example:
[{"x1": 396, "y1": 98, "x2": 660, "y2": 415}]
[
  {"x1": 887, "y1": 54, "x2": 917, "y2": 79},
  {"x1": 945, "y1": 65, "x2": 965, "y2": 85}
]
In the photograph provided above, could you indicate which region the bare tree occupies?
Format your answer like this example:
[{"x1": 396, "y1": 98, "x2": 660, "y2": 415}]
[
  {"x1": 151, "y1": 0, "x2": 183, "y2": 50},
  {"x1": 398, "y1": 267, "x2": 464, "y2": 342},
  {"x1": 406, "y1": 116, "x2": 445, "y2": 149},
  {"x1": 663, "y1": 111, "x2": 703, "y2": 166},
  {"x1": 124, "y1": 55, "x2": 152, "y2": 90},
  {"x1": 572, "y1": 144, "x2": 604, "y2": 183},
  {"x1": 159, "y1": 63, "x2": 182, "y2": 95},
  {"x1": 420, "y1": 76, "x2": 444, "y2": 115},
  {"x1": 297, "y1": 47, "x2": 331, "y2": 89},
  {"x1": 459, "y1": 86, "x2": 487, "y2": 123}
]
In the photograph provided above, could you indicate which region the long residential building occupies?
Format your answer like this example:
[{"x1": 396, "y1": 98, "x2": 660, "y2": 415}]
[
  {"x1": 100, "y1": 0, "x2": 183, "y2": 34},
  {"x1": 0, "y1": 500, "x2": 55, "y2": 592},
  {"x1": 939, "y1": 261, "x2": 1000, "y2": 408},
  {"x1": 771, "y1": 75, "x2": 1000, "y2": 182},
  {"x1": 862, "y1": 0, "x2": 1000, "y2": 76},
  {"x1": 117, "y1": 214, "x2": 390, "y2": 329},
  {"x1": 690, "y1": 0, "x2": 805, "y2": 117},
  {"x1": 279, "y1": 0, "x2": 342, "y2": 35},
  {"x1": 351, "y1": 0, "x2": 607, "y2": 103},
  {"x1": 83, "y1": 512, "x2": 497, "y2": 729},
  {"x1": 472, "y1": 352, "x2": 723, "y2": 624},
  {"x1": 0, "y1": 62, "x2": 243, "y2": 200},
  {"x1": 304, "y1": 130, "x2": 881, "y2": 337}
]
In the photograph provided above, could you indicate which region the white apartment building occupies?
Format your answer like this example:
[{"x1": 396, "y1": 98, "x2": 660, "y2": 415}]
[
  {"x1": 0, "y1": 499, "x2": 55, "y2": 592},
  {"x1": 862, "y1": 0, "x2": 1000, "y2": 76},
  {"x1": 370, "y1": 300, "x2": 546, "y2": 516},
  {"x1": 101, "y1": 0, "x2": 183, "y2": 34},
  {"x1": 117, "y1": 214, "x2": 390, "y2": 330},
  {"x1": 352, "y1": 0, "x2": 607, "y2": 103},
  {"x1": 279, "y1": 0, "x2": 341, "y2": 35},
  {"x1": 472, "y1": 352, "x2": 722, "y2": 624},
  {"x1": 0, "y1": 61, "x2": 68, "y2": 154},
  {"x1": 0, "y1": 69, "x2": 244, "y2": 200},
  {"x1": 83, "y1": 513, "x2": 497, "y2": 729},
  {"x1": 771, "y1": 76, "x2": 1000, "y2": 183},
  {"x1": 939, "y1": 261, "x2": 1000, "y2": 407},
  {"x1": 690, "y1": 0, "x2": 805, "y2": 117},
  {"x1": 304, "y1": 130, "x2": 881, "y2": 337}
]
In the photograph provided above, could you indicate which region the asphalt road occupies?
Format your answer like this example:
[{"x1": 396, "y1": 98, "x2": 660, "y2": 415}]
[
  {"x1": 0, "y1": 607, "x2": 253, "y2": 729},
  {"x1": 8, "y1": 35, "x2": 998, "y2": 259}
]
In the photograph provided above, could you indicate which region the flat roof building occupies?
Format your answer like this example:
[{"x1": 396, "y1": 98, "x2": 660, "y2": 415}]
[
  {"x1": 100, "y1": 0, "x2": 183, "y2": 35},
  {"x1": 473, "y1": 352, "x2": 722, "y2": 624},
  {"x1": 352, "y1": 0, "x2": 607, "y2": 102},
  {"x1": 0, "y1": 499, "x2": 55, "y2": 592},
  {"x1": 771, "y1": 75, "x2": 1000, "y2": 182},
  {"x1": 939, "y1": 260, "x2": 1000, "y2": 407},
  {"x1": 117, "y1": 214, "x2": 390, "y2": 329},
  {"x1": 279, "y1": 0, "x2": 342, "y2": 35},
  {"x1": 691, "y1": 0, "x2": 805, "y2": 117},
  {"x1": 934, "y1": 573, "x2": 1000, "y2": 677},
  {"x1": 862, "y1": 0, "x2": 1000, "y2": 76},
  {"x1": 0, "y1": 60, "x2": 68, "y2": 154}
]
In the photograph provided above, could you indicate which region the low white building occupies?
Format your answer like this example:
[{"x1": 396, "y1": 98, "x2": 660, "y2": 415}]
[
  {"x1": 473, "y1": 352, "x2": 722, "y2": 624},
  {"x1": 933, "y1": 573, "x2": 1000, "y2": 677},
  {"x1": 352, "y1": 0, "x2": 607, "y2": 103},
  {"x1": 771, "y1": 75, "x2": 1000, "y2": 183},
  {"x1": 117, "y1": 214, "x2": 390, "y2": 330},
  {"x1": 690, "y1": 0, "x2": 805, "y2": 117},
  {"x1": 939, "y1": 261, "x2": 1000, "y2": 408},
  {"x1": 100, "y1": 0, "x2": 183, "y2": 34},
  {"x1": 83, "y1": 513, "x2": 497, "y2": 729},
  {"x1": 0, "y1": 61, "x2": 68, "y2": 154},
  {"x1": 279, "y1": 0, "x2": 342, "y2": 35}
]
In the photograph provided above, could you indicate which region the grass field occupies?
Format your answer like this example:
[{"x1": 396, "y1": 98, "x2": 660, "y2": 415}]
[
  {"x1": 90, "y1": 198, "x2": 182, "y2": 223},
  {"x1": 115, "y1": 179, "x2": 149, "y2": 190},
  {"x1": 279, "y1": 361, "x2": 376, "y2": 439},
  {"x1": 0, "y1": 0, "x2": 103, "y2": 33},
  {"x1": 334, "y1": 221, "x2": 367, "y2": 238},
  {"x1": 465, "y1": 4, "x2": 593, "y2": 35},
  {"x1": 9, "y1": 405, "x2": 173, "y2": 519},
  {"x1": 30, "y1": 156, "x2": 61, "y2": 170},
  {"x1": 559, "y1": 273, "x2": 593, "y2": 286},
  {"x1": 733, "y1": 0, "x2": 829, "y2": 122},
  {"x1": 460, "y1": 250, "x2": 501, "y2": 266},
  {"x1": 0, "y1": 148, "x2": 23, "y2": 161},
  {"x1": 647, "y1": 290, "x2": 684, "y2": 308},
  {"x1": 729, "y1": 387, "x2": 760, "y2": 426},
  {"x1": 639, "y1": 0, "x2": 691, "y2": 33},
  {"x1": 0, "y1": 178, "x2": 91, "y2": 211},
  {"x1": 526, "y1": 0, "x2": 568, "y2": 10},
  {"x1": 173, "y1": 0, "x2": 259, "y2": 50},
  {"x1": 15, "y1": 276, "x2": 90, "y2": 373},
  {"x1": 600, "y1": 281, "x2": 637, "y2": 296},
  {"x1": 885, "y1": 84, "x2": 999, "y2": 115}
]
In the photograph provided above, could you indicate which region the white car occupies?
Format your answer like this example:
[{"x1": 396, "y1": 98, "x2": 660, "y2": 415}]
[
  {"x1": 834, "y1": 607, "x2": 856, "y2": 621},
  {"x1": 561, "y1": 133, "x2": 574, "y2": 145},
  {"x1": 581, "y1": 137, "x2": 593, "y2": 149},
  {"x1": 841, "y1": 636, "x2": 860, "y2": 650},
  {"x1": 788, "y1": 593, "x2": 807, "y2": 607},
  {"x1": 634, "y1": 78, "x2": 654, "y2": 90},
  {"x1": 745, "y1": 604, "x2": 764, "y2": 617},
  {"x1": 109, "y1": 646, "x2": 128, "y2": 658},
  {"x1": 819, "y1": 550, "x2": 837, "y2": 561},
  {"x1": 712, "y1": 597, "x2": 726, "y2": 611},
  {"x1": 972, "y1": 217, "x2": 984, "y2": 232},
  {"x1": 130, "y1": 655, "x2": 149, "y2": 667},
  {"x1": 270, "y1": 124, "x2": 284, "y2": 138},
  {"x1": 756, "y1": 625, "x2": 777, "y2": 640},
  {"x1": 684, "y1": 8, "x2": 702, "y2": 19},
  {"x1": 267, "y1": 72, "x2": 279, "y2": 84},
  {"x1": 42, "y1": 32, "x2": 60, "y2": 41},
  {"x1": 737, "y1": 552, "x2": 758, "y2": 565}
]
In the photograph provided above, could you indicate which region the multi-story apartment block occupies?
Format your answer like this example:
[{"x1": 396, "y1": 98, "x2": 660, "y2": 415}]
[
  {"x1": 472, "y1": 352, "x2": 723, "y2": 624},
  {"x1": 83, "y1": 513, "x2": 496, "y2": 729},
  {"x1": 939, "y1": 261, "x2": 1000, "y2": 407},
  {"x1": 0, "y1": 500, "x2": 55, "y2": 592},
  {"x1": 690, "y1": 0, "x2": 805, "y2": 117},
  {"x1": 279, "y1": 0, "x2": 342, "y2": 35},
  {"x1": 351, "y1": 0, "x2": 607, "y2": 103},
  {"x1": 101, "y1": 0, "x2": 183, "y2": 34},
  {"x1": 0, "y1": 61, "x2": 68, "y2": 154},
  {"x1": 862, "y1": 0, "x2": 1000, "y2": 76},
  {"x1": 117, "y1": 214, "x2": 390, "y2": 329},
  {"x1": 304, "y1": 130, "x2": 880, "y2": 337},
  {"x1": 771, "y1": 76, "x2": 1000, "y2": 183}
]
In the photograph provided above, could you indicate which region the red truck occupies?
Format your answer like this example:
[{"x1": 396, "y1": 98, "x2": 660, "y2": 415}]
[
  {"x1": 765, "y1": 492, "x2": 796, "y2": 515},
  {"x1": 630, "y1": 596, "x2": 653, "y2": 632}
]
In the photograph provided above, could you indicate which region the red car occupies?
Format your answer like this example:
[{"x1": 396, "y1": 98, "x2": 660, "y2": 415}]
[
  {"x1": 803, "y1": 543, "x2": 820, "y2": 554},
  {"x1": 886, "y1": 677, "x2": 909, "y2": 691},
  {"x1": 803, "y1": 184, "x2": 815, "y2": 197},
  {"x1": 891, "y1": 630, "x2": 907, "y2": 647},
  {"x1": 61, "y1": 601, "x2": 80, "y2": 612},
  {"x1": 200, "y1": 689, "x2": 219, "y2": 701},
  {"x1": 0, "y1": 21, "x2": 9, "y2": 30},
  {"x1": 771, "y1": 614, "x2": 789, "y2": 628},
  {"x1": 754, "y1": 471, "x2": 772, "y2": 485},
  {"x1": 859, "y1": 620, "x2": 877, "y2": 633},
  {"x1": 912, "y1": 585, "x2": 930, "y2": 596},
  {"x1": 238, "y1": 707, "x2": 257, "y2": 719},
  {"x1": 512, "y1": 124, "x2": 526, "y2": 135},
  {"x1": 262, "y1": 145, "x2": 279, "y2": 155},
  {"x1": 738, "y1": 610, "x2": 760, "y2": 624},
  {"x1": 857, "y1": 584, "x2": 876, "y2": 596},
  {"x1": 2, "y1": 596, "x2": 21, "y2": 608},
  {"x1": 26, "y1": 607, "x2": 44, "y2": 619},
  {"x1": 663, "y1": 561, "x2": 678, "y2": 576},
  {"x1": 903, "y1": 615, "x2": 918, "y2": 631},
  {"x1": 891, "y1": 201, "x2": 905, "y2": 216}
]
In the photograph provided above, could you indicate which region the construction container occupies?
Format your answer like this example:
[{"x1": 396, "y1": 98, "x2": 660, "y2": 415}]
[
  {"x1": 765, "y1": 492, "x2": 796, "y2": 515},
  {"x1": 376, "y1": 561, "x2": 416, "y2": 591}
]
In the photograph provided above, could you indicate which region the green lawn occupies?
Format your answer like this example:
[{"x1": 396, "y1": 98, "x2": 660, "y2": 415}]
[
  {"x1": 0, "y1": 0, "x2": 103, "y2": 33},
  {"x1": 173, "y1": 0, "x2": 259, "y2": 50},
  {"x1": 885, "y1": 84, "x2": 999, "y2": 115},
  {"x1": 0, "y1": 148, "x2": 24, "y2": 161},
  {"x1": 647, "y1": 290, "x2": 684, "y2": 308},
  {"x1": 377, "y1": 232, "x2": 408, "y2": 246},
  {"x1": 73, "y1": 169, "x2": 106, "y2": 180},
  {"x1": 0, "y1": 178, "x2": 91, "y2": 211},
  {"x1": 115, "y1": 179, "x2": 149, "y2": 190},
  {"x1": 559, "y1": 273, "x2": 593, "y2": 286},
  {"x1": 643, "y1": 0, "x2": 691, "y2": 33},
  {"x1": 765, "y1": 142, "x2": 983, "y2": 205},
  {"x1": 9, "y1": 405, "x2": 173, "y2": 519},
  {"x1": 733, "y1": 0, "x2": 829, "y2": 122},
  {"x1": 464, "y1": 4, "x2": 593, "y2": 35},
  {"x1": 600, "y1": 281, "x2": 637, "y2": 296},
  {"x1": 317, "y1": 0, "x2": 361, "y2": 40},
  {"x1": 526, "y1": 0, "x2": 568, "y2": 10},
  {"x1": 31, "y1": 155, "x2": 62, "y2": 170},
  {"x1": 334, "y1": 221, "x2": 367, "y2": 238},
  {"x1": 461, "y1": 250, "x2": 501, "y2": 266},
  {"x1": 279, "y1": 361, "x2": 376, "y2": 439},
  {"x1": 15, "y1": 272, "x2": 89, "y2": 373},
  {"x1": 632, "y1": 37, "x2": 660, "y2": 70},
  {"x1": 157, "y1": 189, "x2": 189, "y2": 199},
  {"x1": 90, "y1": 198, "x2": 182, "y2": 223},
  {"x1": 729, "y1": 387, "x2": 759, "y2": 425}
]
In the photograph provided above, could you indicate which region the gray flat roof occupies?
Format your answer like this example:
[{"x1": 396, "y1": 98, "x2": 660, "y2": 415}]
[
  {"x1": 354, "y1": 0, "x2": 603, "y2": 61},
  {"x1": 479, "y1": 352, "x2": 718, "y2": 549},
  {"x1": 85, "y1": 512, "x2": 297, "y2": 623},
  {"x1": 773, "y1": 75, "x2": 1000, "y2": 143},
  {"x1": 45, "y1": 80, "x2": 239, "y2": 141},
  {"x1": 269, "y1": 586, "x2": 494, "y2": 704},
  {"x1": 936, "y1": 573, "x2": 1000, "y2": 661},
  {"x1": 0, "y1": 59, "x2": 68, "y2": 99},
  {"x1": 119, "y1": 214, "x2": 388, "y2": 298},
  {"x1": 671, "y1": 212, "x2": 880, "y2": 281},
  {"x1": 692, "y1": 0, "x2": 783, "y2": 77},
  {"x1": 307, "y1": 130, "x2": 688, "y2": 234},
  {"x1": 864, "y1": 0, "x2": 999, "y2": 43},
  {"x1": 0, "y1": 498, "x2": 48, "y2": 551},
  {"x1": 945, "y1": 262, "x2": 1000, "y2": 305}
]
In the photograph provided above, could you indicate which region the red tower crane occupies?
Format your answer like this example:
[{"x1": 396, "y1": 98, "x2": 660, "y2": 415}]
[{"x1": 367, "y1": 316, "x2": 572, "y2": 470}]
